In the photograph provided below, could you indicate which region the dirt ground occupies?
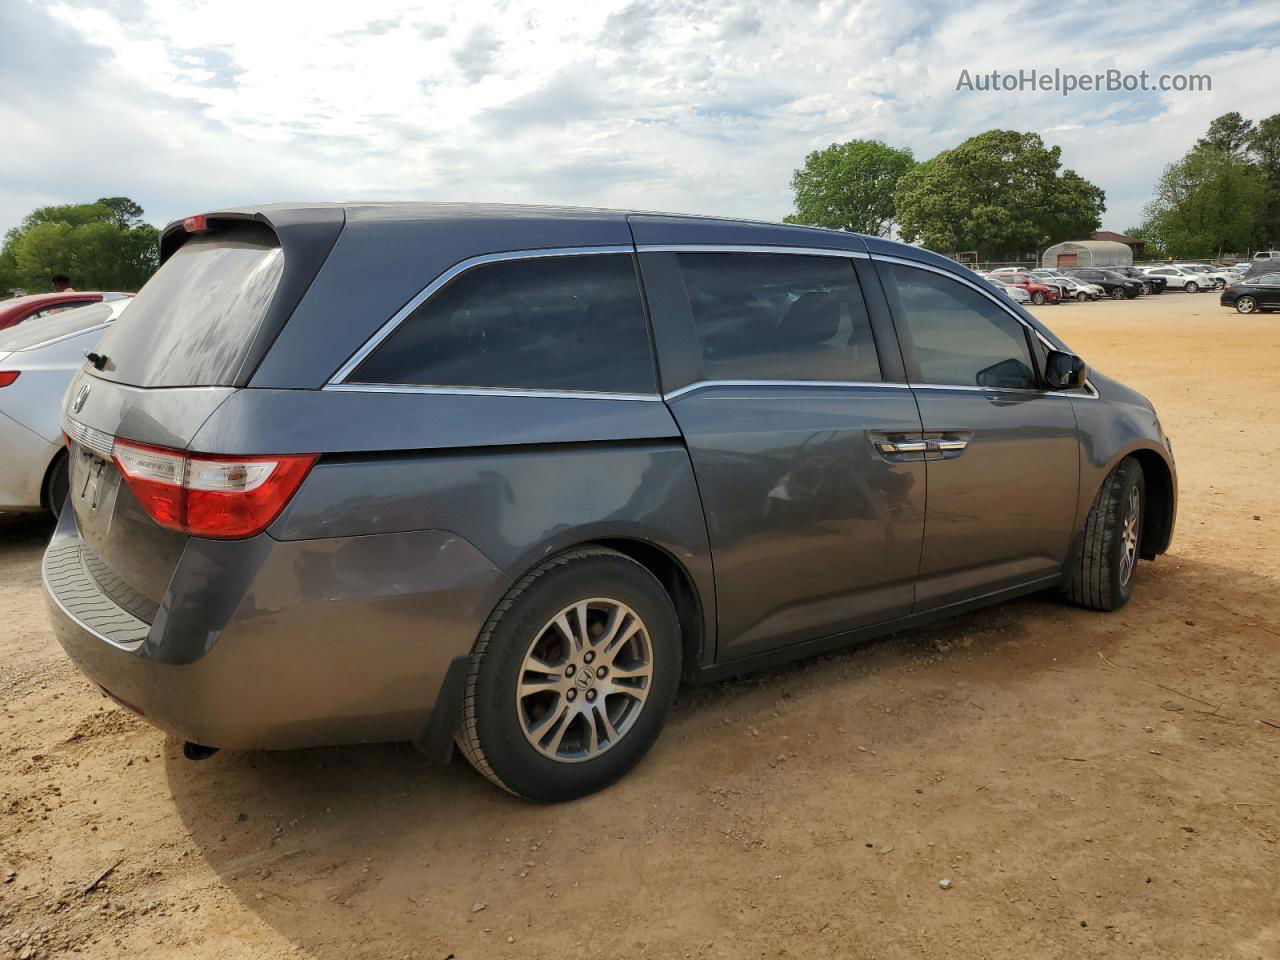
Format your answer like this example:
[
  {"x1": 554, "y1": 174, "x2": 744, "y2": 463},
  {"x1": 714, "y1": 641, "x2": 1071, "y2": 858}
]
[{"x1": 2, "y1": 290, "x2": 1278, "y2": 960}]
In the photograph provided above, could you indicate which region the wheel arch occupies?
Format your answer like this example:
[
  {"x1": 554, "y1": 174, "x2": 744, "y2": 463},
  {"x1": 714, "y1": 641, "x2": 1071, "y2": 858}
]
[
  {"x1": 590, "y1": 537, "x2": 707, "y2": 682},
  {"x1": 39, "y1": 445, "x2": 68, "y2": 514},
  {"x1": 1126, "y1": 447, "x2": 1175, "y2": 558}
]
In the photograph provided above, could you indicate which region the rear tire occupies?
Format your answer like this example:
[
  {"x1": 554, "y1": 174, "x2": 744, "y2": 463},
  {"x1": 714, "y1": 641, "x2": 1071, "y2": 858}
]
[
  {"x1": 1237, "y1": 296, "x2": 1258, "y2": 314},
  {"x1": 456, "y1": 547, "x2": 682, "y2": 801},
  {"x1": 1066, "y1": 458, "x2": 1144, "y2": 612},
  {"x1": 44, "y1": 451, "x2": 70, "y2": 519}
]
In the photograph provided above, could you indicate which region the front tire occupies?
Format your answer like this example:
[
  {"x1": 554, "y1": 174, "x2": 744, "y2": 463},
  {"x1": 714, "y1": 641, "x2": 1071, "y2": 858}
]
[
  {"x1": 1237, "y1": 296, "x2": 1258, "y2": 314},
  {"x1": 1184, "y1": 281, "x2": 1199, "y2": 293},
  {"x1": 1066, "y1": 458, "x2": 1144, "y2": 612},
  {"x1": 456, "y1": 547, "x2": 682, "y2": 801},
  {"x1": 1076, "y1": 291, "x2": 1088, "y2": 302},
  {"x1": 1031, "y1": 291, "x2": 1046, "y2": 305},
  {"x1": 1110, "y1": 286, "x2": 1127, "y2": 300}
]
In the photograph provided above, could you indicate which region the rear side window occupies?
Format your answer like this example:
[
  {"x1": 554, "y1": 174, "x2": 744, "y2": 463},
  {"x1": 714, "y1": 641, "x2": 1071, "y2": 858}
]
[
  {"x1": 887, "y1": 263, "x2": 1037, "y2": 390},
  {"x1": 94, "y1": 225, "x2": 284, "y2": 387},
  {"x1": 675, "y1": 253, "x2": 880, "y2": 382},
  {"x1": 351, "y1": 254, "x2": 655, "y2": 394}
]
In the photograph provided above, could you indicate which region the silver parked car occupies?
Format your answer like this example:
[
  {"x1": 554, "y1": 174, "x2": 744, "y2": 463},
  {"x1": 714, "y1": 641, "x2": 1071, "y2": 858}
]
[{"x1": 0, "y1": 299, "x2": 130, "y2": 515}]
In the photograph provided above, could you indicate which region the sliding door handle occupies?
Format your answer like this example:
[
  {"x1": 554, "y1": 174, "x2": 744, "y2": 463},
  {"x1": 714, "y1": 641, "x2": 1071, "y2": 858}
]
[{"x1": 875, "y1": 438, "x2": 928, "y2": 454}]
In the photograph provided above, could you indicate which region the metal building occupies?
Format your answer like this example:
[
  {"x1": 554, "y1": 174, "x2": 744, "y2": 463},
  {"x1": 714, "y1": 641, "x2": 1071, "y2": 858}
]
[{"x1": 1041, "y1": 239, "x2": 1133, "y2": 269}]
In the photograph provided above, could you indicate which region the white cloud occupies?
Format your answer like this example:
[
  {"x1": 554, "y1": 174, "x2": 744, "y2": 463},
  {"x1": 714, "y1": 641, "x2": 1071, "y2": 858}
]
[{"x1": 2, "y1": 0, "x2": 1278, "y2": 236}]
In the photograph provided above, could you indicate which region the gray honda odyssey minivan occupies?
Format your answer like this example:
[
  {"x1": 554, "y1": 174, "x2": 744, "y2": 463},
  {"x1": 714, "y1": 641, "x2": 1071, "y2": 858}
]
[{"x1": 45, "y1": 203, "x2": 1176, "y2": 800}]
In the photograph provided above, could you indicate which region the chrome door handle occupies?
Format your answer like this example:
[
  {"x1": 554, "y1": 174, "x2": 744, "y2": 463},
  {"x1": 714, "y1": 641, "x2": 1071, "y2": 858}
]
[
  {"x1": 934, "y1": 438, "x2": 969, "y2": 452},
  {"x1": 875, "y1": 439, "x2": 928, "y2": 454}
]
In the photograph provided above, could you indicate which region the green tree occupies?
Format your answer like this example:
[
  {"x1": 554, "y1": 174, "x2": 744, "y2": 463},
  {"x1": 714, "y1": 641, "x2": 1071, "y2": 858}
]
[
  {"x1": 0, "y1": 197, "x2": 158, "y2": 293},
  {"x1": 1196, "y1": 111, "x2": 1254, "y2": 157},
  {"x1": 784, "y1": 139, "x2": 917, "y2": 236},
  {"x1": 1248, "y1": 114, "x2": 1280, "y2": 247},
  {"x1": 893, "y1": 130, "x2": 1105, "y2": 258},
  {"x1": 1141, "y1": 146, "x2": 1266, "y2": 257},
  {"x1": 96, "y1": 196, "x2": 146, "y2": 229}
]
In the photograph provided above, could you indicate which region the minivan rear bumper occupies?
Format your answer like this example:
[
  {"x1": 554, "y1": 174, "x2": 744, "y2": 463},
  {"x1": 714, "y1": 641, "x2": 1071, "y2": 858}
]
[{"x1": 43, "y1": 508, "x2": 509, "y2": 752}]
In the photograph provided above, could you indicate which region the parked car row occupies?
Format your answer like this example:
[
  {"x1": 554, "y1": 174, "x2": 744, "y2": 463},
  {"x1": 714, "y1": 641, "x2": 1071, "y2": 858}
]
[{"x1": 11, "y1": 202, "x2": 1175, "y2": 801}]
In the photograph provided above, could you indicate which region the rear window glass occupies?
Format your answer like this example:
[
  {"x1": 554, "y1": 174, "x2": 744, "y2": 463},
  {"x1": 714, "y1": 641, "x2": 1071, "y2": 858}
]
[
  {"x1": 350, "y1": 254, "x2": 656, "y2": 394},
  {"x1": 0, "y1": 302, "x2": 115, "y2": 352},
  {"x1": 676, "y1": 253, "x2": 880, "y2": 383},
  {"x1": 93, "y1": 226, "x2": 283, "y2": 387}
]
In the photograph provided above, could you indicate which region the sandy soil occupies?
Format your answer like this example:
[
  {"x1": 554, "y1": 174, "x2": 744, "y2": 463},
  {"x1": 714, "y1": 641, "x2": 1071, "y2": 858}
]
[{"x1": 2, "y1": 291, "x2": 1278, "y2": 960}]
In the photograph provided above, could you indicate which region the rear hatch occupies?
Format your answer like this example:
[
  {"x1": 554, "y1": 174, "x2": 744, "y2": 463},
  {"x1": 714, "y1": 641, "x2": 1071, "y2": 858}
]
[{"x1": 62, "y1": 216, "x2": 333, "y2": 620}]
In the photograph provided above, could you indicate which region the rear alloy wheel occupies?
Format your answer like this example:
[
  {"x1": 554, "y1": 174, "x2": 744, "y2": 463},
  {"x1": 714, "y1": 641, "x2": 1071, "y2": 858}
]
[
  {"x1": 456, "y1": 547, "x2": 681, "y2": 801},
  {"x1": 1031, "y1": 291, "x2": 1046, "y2": 305},
  {"x1": 1184, "y1": 281, "x2": 1199, "y2": 293},
  {"x1": 44, "y1": 451, "x2": 70, "y2": 519},
  {"x1": 1066, "y1": 458, "x2": 1144, "y2": 612},
  {"x1": 1236, "y1": 296, "x2": 1258, "y2": 314},
  {"x1": 1111, "y1": 286, "x2": 1127, "y2": 300}
]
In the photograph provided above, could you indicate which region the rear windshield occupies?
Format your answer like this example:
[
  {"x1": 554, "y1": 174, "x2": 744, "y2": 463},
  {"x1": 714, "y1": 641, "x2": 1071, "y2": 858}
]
[
  {"x1": 93, "y1": 225, "x2": 283, "y2": 387},
  {"x1": 0, "y1": 302, "x2": 114, "y2": 352}
]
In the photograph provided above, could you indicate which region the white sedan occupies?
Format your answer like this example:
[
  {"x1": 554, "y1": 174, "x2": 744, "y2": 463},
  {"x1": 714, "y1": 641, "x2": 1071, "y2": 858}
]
[{"x1": 0, "y1": 299, "x2": 129, "y2": 515}]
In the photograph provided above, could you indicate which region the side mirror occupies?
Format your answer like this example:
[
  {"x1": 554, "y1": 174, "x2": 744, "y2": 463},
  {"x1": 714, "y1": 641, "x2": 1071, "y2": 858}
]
[{"x1": 1044, "y1": 350, "x2": 1087, "y2": 390}]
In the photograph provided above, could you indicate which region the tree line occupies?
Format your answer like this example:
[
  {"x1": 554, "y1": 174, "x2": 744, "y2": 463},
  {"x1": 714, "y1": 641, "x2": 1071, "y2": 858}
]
[
  {"x1": 1133, "y1": 112, "x2": 1280, "y2": 258},
  {"x1": 0, "y1": 197, "x2": 160, "y2": 295},
  {"x1": 786, "y1": 113, "x2": 1280, "y2": 260}
]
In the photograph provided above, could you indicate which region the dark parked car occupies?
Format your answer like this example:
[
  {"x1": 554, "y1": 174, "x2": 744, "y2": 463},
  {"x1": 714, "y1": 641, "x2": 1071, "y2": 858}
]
[
  {"x1": 1108, "y1": 267, "x2": 1167, "y2": 295},
  {"x1": 1220, "y1": 272, "x2": 1280, "y2": 313},
  {"x1": 45, "y1": 204, "x2": 1177, "y2": 801},
  {"x1": 1059, "y1": 268, "x2": 1145, "y2": 299}
]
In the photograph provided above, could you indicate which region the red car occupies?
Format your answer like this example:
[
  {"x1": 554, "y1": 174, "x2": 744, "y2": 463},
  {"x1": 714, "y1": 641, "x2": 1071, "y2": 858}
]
[
  {"x1": 0, "y1": 292, "x2": 133, "y2": 331},
  {"x1": 997, "y1": 273, "x2": 1061, "y2": 305}
]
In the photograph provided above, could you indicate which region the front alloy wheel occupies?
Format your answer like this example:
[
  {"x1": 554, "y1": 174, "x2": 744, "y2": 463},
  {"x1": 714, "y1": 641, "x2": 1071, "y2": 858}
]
[
  {"x1": 1032, "y1": 290, "x2": 1046, "y2": 305},
  {"x1": 1236, "y1": 296, "x2": 1258, "y2": 314},
  {"x1": 1185, "y1": 281, "x2": 1199, "y2": 293},
  {"x1": 1140, "y1": 282, "x2": 1152, "y2": 295},
  {"x1": 1076, "y1": 291, "x2": 1088, "y2": 302},
  {"x1": 1111, "y1": 286, "x2": 1127, "y2": 300}
]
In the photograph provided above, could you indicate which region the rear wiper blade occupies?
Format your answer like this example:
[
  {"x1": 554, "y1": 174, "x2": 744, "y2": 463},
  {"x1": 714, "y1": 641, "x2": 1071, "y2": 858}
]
[{"x1": 84, "y1": 351, "x2": 109, "y2": 370}]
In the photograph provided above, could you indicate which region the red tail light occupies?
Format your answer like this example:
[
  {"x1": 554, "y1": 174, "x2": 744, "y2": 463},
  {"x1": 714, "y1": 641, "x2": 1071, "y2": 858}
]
[
  {"x1": 111, "y1": 438, "x2": 316, "y2": 539},
  {"x1": 183, "y1": 214, "x2": 209, "y2": 233},
  {"x1": 0, "y1": 371, "x2": 19, "y2": 387}
]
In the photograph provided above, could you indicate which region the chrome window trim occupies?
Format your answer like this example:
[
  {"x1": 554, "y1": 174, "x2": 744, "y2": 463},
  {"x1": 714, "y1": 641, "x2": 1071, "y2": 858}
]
[
  {"x1": 663, "y1": 379, "x2": 904, "y2": 401},
  {"x1": 324, "y1": 383, "x2": 662, "y2": 402},
  {"x1": 870, "y1": 253, "x2": 1098, "y2": 400},
  {"x1": 328, "y1": 245, "x2": 638, "y2": 386},
  {"x1": 636, "y1": 244, "x2": 869, "y2": 259}
]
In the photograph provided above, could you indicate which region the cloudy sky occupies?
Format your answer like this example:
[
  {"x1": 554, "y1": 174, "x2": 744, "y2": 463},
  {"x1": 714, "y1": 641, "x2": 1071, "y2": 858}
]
[{"x1": 3, "y1": 0, "x2": 1278, "y2": 238}]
